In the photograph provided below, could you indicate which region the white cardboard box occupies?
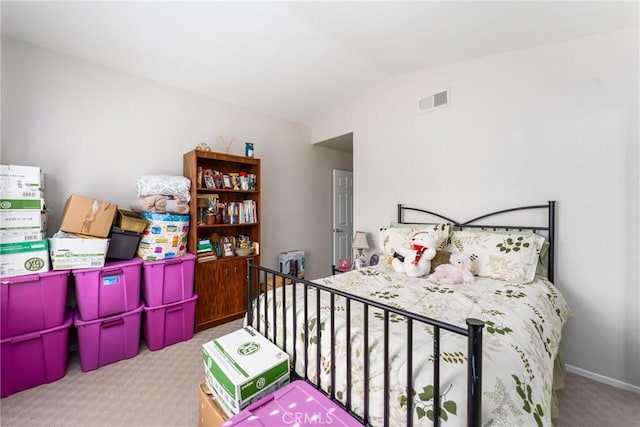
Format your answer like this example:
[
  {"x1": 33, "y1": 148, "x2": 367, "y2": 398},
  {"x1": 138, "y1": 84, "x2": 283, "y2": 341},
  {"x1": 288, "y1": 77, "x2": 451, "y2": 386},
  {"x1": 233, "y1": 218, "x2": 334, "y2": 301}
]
[
  {"x1": 0, "y1": 239, "x2": 50, "y2": 278},
  {"x1": 202, "y1": 326, "x2": 290, "y2": 417},
  {"x1": 0, "y1": 165, "x2": 44, "y2": 195},
  {"x1": 0, "y1": 210, "x2": 47, "y2": 232},
  {"x1": 49, "y1": 233, "x2": 109, "y2": 270}
]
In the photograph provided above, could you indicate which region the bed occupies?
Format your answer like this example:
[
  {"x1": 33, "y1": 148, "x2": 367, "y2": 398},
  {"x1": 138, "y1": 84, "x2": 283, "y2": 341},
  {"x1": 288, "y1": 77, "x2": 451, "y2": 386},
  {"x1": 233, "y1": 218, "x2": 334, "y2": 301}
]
[{"x1": 245, "y1": 202, "x2": 570, "y2": 426}]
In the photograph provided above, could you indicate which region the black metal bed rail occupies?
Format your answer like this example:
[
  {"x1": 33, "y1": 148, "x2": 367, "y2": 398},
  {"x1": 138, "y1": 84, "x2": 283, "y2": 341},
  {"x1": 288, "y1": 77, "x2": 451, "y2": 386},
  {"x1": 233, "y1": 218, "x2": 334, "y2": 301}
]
[
  {"x1": 397, "y1": 201, "x2": 556, "y2": 282},
  {"x1": 246, "y1": 260, "x2": 485, "y2": 427}
]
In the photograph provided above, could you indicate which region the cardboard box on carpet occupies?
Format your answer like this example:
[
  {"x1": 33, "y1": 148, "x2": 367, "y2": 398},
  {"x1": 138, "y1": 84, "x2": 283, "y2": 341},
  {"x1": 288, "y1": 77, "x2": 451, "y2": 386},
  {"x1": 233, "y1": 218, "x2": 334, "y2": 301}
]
[
  {"x1": 199, "y1": 382, "x2": 228, "y2": 427},
  {"x1": 202, "y1": 326, "x2": 290, "y2": 417},
  {"x1": 59, "y1": 194, "x2": 117, "y2": 238}
]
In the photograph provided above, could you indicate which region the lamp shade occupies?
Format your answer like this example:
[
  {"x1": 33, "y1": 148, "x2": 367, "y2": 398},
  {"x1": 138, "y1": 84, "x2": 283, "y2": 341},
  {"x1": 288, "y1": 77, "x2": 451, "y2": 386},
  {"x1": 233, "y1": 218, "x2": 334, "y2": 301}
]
[{"x1": 352, "y1": 231, "x2": 369, "y2": 250}]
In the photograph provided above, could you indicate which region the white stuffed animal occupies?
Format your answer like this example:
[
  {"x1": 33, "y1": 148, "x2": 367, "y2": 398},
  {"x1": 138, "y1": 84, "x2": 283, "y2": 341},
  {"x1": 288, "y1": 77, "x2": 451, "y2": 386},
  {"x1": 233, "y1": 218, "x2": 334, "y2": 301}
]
[
  {"x1": 431, "y1": 253, "x2": 474, "y2": 284},
  {"x1": 392, "y1": 231, "x2": 438, "y2": 277}
]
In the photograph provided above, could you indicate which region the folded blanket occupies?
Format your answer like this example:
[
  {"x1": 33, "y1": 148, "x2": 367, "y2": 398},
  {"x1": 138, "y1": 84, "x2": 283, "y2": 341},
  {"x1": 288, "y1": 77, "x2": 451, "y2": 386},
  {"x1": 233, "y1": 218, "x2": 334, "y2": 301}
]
[
  {"x1": 130, "y1": 195, "x2": 189, "y2": 214},
  {"x1": 136, "y1": 175, "x2": 191, "y2": 202}
]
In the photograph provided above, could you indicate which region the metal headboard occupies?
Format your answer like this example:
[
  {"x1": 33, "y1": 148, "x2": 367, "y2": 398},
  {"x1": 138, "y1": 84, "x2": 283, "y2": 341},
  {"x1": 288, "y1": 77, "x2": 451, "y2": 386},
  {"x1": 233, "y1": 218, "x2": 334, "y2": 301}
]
[{"x1": 397, "y1": 201, "x2": 556, "y2": 282}]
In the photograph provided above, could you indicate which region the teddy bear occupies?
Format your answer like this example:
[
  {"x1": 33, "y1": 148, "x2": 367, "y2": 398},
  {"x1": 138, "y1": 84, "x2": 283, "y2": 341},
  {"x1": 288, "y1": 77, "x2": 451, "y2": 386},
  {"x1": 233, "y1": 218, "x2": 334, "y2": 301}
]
[
  {"x1": 392, "y1": 231, "x2": 438, "y2": 277},
  {"x1": 431, "y1": 253, "x2": 474, "y2": 284}
]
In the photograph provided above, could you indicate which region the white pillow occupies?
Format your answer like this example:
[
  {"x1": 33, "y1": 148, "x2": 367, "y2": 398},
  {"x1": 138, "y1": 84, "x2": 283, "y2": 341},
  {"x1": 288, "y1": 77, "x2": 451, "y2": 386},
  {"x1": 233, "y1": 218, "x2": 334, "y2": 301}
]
[{"x1": 446, "y1": 229, "x2": 546, "y2": 284}]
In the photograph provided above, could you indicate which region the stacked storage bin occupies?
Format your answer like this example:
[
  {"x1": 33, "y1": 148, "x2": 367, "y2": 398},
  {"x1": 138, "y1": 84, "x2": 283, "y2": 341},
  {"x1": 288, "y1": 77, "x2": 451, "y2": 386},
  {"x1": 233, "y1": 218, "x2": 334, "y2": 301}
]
[
  {"x1": 141, "y1": 253, "x2": 197, "y2": 351},
  {"x1": 72, "y1": 258, "x2": 144, "y2": 372},
  {"x1": 0, "y1": 271, "x2": 72, "y2": 397}
]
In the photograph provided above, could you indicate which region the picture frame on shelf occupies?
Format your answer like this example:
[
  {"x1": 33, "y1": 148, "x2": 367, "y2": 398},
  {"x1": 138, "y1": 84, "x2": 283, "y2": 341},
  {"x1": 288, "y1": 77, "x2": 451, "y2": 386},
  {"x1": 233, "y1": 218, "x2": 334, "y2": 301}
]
[
  {"x1": 212, "y1": 170, "x2": 224, "y2": 189},
  {"x1": 222, "y1": 174, "x2": 232, "y2": 189},
  {"x1": 203, "y1": 170, "x2": 215, "y2": 188},
  {"x1": 223, "y1": 242, "x2": 234, "y2": 257}
]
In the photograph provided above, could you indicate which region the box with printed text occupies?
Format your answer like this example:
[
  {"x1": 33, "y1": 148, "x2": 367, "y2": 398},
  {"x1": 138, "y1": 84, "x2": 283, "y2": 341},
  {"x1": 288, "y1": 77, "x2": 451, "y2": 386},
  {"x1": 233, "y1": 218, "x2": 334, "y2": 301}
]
[
  {"x1": 202, "y1": 326, "x2": 290, "y2": 417},
  {"x1": 0, "y1": 164, "x2": 44, "y2": 197}
]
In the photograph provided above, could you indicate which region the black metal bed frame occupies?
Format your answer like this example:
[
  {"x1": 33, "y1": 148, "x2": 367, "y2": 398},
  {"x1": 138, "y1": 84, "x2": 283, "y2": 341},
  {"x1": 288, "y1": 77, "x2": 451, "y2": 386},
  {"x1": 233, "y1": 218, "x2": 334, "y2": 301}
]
[{"x1": 246, "y1": 201, "x2": 556, "y2": 427}]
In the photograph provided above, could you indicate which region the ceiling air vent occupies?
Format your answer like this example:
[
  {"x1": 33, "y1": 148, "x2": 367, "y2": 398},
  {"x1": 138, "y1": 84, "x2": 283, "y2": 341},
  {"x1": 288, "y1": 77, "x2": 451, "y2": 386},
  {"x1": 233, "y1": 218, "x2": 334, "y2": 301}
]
[{"x1": 418, "y1": 89, "x2": 450, "y2": 113}]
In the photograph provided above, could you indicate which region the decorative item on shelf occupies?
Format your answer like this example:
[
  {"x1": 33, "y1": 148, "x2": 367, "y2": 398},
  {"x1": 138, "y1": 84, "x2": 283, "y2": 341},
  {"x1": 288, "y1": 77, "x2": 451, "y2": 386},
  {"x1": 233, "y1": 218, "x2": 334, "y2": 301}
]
[
  {"x1": 196, "y1": 142, "x2": 212, "y2": 152},
  {"x1": 239, "y1": 172, "x2": 249, "y2": 190},
  {"x1": 219, "y1": 136, "x2": 234, "y2": 153},
  {"x1": 352, "y1": 231, "x2": 369, "y2": 269},
  {"x1": 197, "y1": 197, "x2": 209, "y2": 224},
  {"x1": 235, "y1": 235, "x2": 254, "y2": 256},
  {"x1": 245, "y1": 142, "x2": 254, "y2": 158}
]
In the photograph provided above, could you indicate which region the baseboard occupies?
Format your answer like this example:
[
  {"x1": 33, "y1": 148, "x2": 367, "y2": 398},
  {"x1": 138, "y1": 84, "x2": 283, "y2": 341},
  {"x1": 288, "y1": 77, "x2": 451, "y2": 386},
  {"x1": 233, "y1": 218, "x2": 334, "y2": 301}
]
[{"x1": 565, "y1": 364, "x2": 640, "y2": 394}]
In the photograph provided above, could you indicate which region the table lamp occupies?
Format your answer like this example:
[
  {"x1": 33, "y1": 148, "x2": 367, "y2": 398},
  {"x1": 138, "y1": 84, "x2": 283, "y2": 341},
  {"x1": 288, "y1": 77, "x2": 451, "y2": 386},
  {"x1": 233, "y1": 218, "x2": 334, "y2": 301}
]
[{"x1": 352, "y1": 231, "x2": 369, "y2": 269}]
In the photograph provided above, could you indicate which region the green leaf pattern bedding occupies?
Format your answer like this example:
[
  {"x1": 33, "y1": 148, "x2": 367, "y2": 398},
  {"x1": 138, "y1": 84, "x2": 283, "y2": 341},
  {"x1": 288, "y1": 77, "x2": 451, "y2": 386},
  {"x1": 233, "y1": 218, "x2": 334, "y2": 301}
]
[{"x1": 250, "y1": 265, "x2": 570, "y2": 426}]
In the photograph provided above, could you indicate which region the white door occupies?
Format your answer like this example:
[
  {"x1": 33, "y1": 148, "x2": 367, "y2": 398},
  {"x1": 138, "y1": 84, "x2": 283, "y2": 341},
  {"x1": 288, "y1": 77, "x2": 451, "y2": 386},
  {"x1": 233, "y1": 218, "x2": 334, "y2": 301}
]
[{"x1": 333, "y1": 169, "x2": 353, "y2": 266}]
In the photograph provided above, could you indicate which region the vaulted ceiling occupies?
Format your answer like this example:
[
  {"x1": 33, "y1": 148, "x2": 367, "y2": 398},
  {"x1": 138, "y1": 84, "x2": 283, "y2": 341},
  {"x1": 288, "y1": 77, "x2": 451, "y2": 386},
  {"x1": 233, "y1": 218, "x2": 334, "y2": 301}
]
[{"x1": 2, "y1": 1, "x2": 638, "y2": 125}]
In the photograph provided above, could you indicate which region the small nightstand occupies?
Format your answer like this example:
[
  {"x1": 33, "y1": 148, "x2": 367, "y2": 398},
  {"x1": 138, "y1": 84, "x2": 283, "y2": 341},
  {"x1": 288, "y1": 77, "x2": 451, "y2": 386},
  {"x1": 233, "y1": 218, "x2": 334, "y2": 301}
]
[{"x1": 332, "y1": 265, "x2": 351, "y2": 275}]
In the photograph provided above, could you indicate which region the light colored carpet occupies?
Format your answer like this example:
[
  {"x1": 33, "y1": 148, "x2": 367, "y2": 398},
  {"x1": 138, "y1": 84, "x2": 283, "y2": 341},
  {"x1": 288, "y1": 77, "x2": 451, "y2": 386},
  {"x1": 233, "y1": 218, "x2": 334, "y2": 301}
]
[{"x1": 1, "y1": 319, "x2": 638, "y2": 426}]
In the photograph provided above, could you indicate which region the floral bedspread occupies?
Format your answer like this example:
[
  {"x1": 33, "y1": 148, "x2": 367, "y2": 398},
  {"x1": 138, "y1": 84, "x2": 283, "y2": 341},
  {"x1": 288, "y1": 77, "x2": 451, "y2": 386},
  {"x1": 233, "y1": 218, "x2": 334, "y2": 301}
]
[{"x1": 250, "y1": 265, "x2": 571, "y2": 426}]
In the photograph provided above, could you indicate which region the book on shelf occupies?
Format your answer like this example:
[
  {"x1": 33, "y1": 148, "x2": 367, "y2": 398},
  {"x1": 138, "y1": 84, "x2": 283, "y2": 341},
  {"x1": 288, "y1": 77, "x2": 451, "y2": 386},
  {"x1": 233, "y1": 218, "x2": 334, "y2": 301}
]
[
  {"x1": 197, "y1": 253, "x2": 217, "y2": 263},
  {"x1": 197, "y1": 238, "x2": 213, "y2": 253}
]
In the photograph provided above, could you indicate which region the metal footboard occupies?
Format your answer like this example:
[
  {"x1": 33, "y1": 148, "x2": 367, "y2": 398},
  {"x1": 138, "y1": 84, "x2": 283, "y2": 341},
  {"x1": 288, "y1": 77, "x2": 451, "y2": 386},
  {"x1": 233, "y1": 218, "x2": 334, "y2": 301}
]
[{"x1": 246, "y1": 260, "x2": 484, "y2": 427}]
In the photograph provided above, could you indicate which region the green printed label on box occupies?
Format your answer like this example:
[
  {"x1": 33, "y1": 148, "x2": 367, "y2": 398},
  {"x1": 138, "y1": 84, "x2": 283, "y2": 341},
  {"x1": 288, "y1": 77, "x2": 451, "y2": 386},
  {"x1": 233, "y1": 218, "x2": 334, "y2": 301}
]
[
  {"x1": 0, "y1": 198, "x2": 45, "y2": 210},
  {"x1": 0, "y1": 240, "x2": 48, "y2": 255}
]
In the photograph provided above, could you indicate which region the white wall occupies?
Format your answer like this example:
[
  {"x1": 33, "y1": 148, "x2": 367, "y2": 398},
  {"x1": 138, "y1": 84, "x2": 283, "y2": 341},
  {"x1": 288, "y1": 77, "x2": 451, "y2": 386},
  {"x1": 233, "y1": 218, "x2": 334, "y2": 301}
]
[
  {"x1": 312, "y1": 28, "x2": 639, "y2": 389},
  {"x1": 1, "y1": 38, "x2": 352, "y2": 280}
]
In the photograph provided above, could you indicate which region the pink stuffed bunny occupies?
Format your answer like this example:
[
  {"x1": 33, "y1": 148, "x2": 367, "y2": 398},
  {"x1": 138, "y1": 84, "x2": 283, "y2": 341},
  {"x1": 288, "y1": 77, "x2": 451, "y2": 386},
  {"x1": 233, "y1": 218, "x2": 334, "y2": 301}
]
[{"x1": 431, "y1": 253, "x2": 474, "y2": 284}]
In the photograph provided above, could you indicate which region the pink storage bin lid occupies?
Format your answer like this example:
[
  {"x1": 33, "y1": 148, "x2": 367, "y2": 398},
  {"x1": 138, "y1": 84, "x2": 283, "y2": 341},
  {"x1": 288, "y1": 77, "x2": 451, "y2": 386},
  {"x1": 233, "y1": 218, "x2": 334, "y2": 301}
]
[
  {"x1": 1, "y1": 269, "x2": 69, "y2": 284},
  {"x1": 223, "y1": 380, "x2": 361, "y2": 426},
  {"x1": 141, "y1": 252, "x2": 196, "y2": 266}
]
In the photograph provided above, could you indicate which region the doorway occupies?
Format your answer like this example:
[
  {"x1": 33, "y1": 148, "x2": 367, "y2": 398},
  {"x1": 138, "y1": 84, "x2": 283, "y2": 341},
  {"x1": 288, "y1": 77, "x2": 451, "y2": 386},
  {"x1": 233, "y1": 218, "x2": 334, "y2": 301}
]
[{"x1": 332, "y1": 169, "x2": 353, "y2": 266}]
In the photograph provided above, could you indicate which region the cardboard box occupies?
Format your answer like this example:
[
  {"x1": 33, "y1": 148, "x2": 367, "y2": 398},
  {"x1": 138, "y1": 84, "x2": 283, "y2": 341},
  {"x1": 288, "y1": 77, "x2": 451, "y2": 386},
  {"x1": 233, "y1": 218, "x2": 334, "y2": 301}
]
[
  {"x1": 0, "y1": 210, "x2": 47, "y2": 232},
  {"x1": 199, "y1": 382, "x2": 228, "y2": 427},
  {"x1": 0, "y1": 198, "x2": 45, "y2": 211},
  {"x1": 0, "y1": 165, "x2": 44, "y2": 195},
  {"x1": 116, "y1": 210, "x2": 149, "y2": 233},
  {"x1": 278, "y1": 250, "x2": 305, "y2": 279},
  {"x1": 0, "y1": 240, "x2": 50, "y2": 278},
  {"x1": 202, "y1": 326, "x2": 290, "y2": 417},
  {"x1": 49, "y1": 233, "x2": 109, "y2": 270},
  {"x1": 59, "y1": 194, "x2": 117, "y2": 238}
]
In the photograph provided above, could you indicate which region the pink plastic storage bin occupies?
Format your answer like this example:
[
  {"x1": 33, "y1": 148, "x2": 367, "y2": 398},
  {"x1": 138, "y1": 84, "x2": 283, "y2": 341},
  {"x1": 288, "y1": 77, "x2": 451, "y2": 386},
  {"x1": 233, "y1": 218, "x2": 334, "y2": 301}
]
[
  {"x1": 141, "y1": 253, "x2": 195, "y2": 306},
  {"x1": 73, "y1": 258, "x2": 142, "y2": 321},
  {"x1": 1, "y1": 270, "x2": 69, "y2": 339},
  {"x1": 223, "y1": 380, "x2": 361, "y2": 426},
  {"x1": 143, "y1": 294, "x2": 197, "y2": 351},
  {"x1": 1, "y1": 310, "x2": 72, "y2": 398},
  {"x1": 74, "y1": 304, "x2": 143, "y2": 372}
]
